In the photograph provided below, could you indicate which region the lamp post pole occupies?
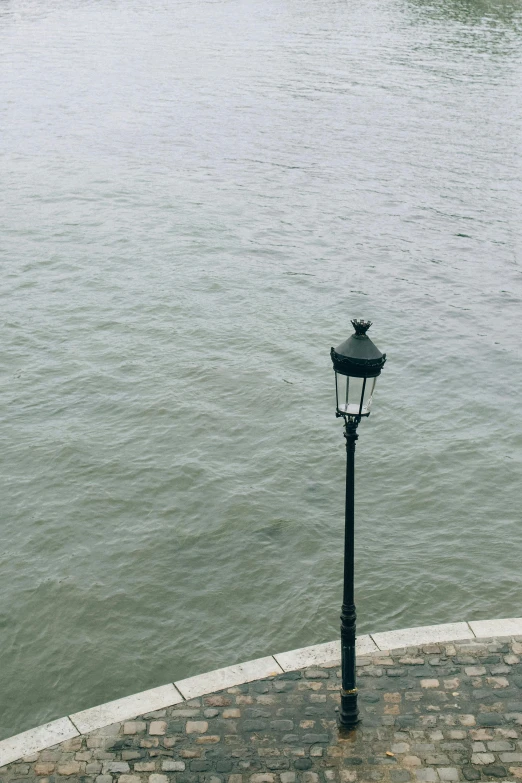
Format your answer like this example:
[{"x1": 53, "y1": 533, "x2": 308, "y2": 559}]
[
  {"x1": 339, "y1": 418, "x2": 360, "y2": 727},
  {"x1": 330, "y1": 319, "x2": 386, "y2": 730}
]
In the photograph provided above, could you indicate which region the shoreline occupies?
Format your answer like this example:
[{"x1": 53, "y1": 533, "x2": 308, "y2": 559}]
[{"x1": 1, "y1": 617, "x2": 522, "y2": 770}]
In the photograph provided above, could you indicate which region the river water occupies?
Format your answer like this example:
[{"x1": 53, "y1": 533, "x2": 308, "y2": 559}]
[{"x1": 1, "y1": 0, "x2": 522, "y2": 741}]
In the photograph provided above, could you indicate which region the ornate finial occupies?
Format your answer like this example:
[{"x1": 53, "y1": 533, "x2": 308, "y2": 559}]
[{"x1": 351, "y1": 319, "x2": 372, "y2": 336}]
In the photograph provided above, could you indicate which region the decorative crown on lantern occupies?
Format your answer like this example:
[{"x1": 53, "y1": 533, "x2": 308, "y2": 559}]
[{"x1": 351, "y1": 319, "x2": 372, "y2": 336}]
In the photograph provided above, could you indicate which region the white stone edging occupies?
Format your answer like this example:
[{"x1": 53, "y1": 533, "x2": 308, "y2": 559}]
[
  {"x1": 175, "y1": 656, "x2": 283, "y2": 700},
  {"x1": 2, "y1": 617, "x2": 522, "y2": 769},
  {"x1": 70, "y1": 684, "x2": 184, "y2": 735}
]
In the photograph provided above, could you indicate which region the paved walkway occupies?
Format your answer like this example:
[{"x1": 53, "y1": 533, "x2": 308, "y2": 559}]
[{"x1": 2, "y1": 636, "x2": 522, "y2": 783}]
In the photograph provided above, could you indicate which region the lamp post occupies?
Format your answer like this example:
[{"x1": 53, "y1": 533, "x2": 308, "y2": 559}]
[{"x1": 330, "y1": 319, "x2": 386, "y2": 729}]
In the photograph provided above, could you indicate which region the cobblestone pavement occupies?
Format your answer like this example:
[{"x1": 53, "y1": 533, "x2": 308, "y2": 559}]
[{"x1": 3, "y1": 638, "x2": 522, "y2": 783}]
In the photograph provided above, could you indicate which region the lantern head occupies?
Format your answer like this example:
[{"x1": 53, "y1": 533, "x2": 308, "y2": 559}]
[{"x1": 331, "y1": 320, "x2": 386, "y2": 420}]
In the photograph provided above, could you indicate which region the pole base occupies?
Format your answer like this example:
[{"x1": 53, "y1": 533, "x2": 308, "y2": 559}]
[{"x1": 338, "y1": 689, "x2": 360, "y2": 729}]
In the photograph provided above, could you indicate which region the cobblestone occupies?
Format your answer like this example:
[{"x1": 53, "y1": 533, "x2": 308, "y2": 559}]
[{"x1": 4, "y1": 639, "x2": 522, "y2": 783}]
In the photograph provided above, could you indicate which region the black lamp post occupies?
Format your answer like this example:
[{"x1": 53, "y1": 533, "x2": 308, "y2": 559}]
[{"x1": 330, "y1": 319, "x2": 386, "y2": 729}]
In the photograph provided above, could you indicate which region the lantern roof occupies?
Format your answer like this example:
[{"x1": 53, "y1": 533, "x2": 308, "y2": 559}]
[{"x1": 330, "y1": 319, "x2": 386, "y2": 378}]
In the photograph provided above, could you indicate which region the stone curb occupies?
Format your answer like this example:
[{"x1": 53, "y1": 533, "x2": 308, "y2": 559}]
[
  {"x1": 2, "y1": 617, "x2": 522, "y2": 769},
  {"x1": 70, "y1": 684, "x2": 184, "y2": 735}
]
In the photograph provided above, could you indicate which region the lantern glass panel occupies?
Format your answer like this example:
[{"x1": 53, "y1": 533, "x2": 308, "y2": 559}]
[{"x1": 336, "y1": 374, "x2": 377, "y2": 417}]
